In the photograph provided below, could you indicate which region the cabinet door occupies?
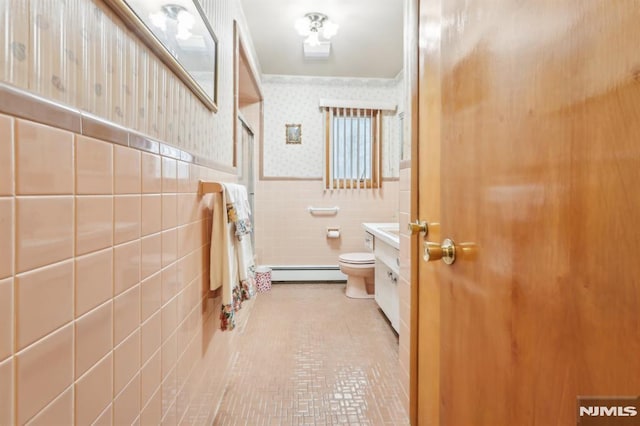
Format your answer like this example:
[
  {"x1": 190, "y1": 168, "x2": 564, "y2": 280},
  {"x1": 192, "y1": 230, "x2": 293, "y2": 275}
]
[{"x1": 374, "y1": 262, "x2": 399, "y2": 333}]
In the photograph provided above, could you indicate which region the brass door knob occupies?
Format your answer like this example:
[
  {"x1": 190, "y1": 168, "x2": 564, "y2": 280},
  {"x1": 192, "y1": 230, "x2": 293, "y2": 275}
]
[
  {"x1": 408, "y1": 221, "x2": 428, "y2": 235},
  {"x1": 423, "y1": 238, "x2": 456, "y2": 265}
]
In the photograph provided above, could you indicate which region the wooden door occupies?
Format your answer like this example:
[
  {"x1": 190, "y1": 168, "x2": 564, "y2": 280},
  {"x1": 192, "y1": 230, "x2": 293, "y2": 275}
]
[{"x1": 415, "y1": 0, "x2": 640, "y2": 424}]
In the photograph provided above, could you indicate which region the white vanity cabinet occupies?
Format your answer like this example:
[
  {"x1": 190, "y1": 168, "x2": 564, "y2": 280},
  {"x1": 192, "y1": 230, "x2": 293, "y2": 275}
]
[
  {"x1": 374, "y1": 241, "x2": 400, "y2": 332},
  {"x1": 362, "y1": 223, "x2": 400, "y2": 333}
]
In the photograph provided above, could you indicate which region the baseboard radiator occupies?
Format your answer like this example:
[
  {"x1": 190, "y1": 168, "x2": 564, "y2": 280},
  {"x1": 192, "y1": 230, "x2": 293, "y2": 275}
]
[{"x1": 268, "y1": 265, "x2": 347, "y2": 282}]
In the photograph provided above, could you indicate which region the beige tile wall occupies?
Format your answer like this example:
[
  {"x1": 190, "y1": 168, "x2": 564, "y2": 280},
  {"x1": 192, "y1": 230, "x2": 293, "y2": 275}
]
[
  {"x1": 0, "y1": 4, "x2": 253, "y2": 422},
  {"x1": 398, "y1": 165, "x2": 412, "y2": 414},
  {"x1": 254, "y1": 180, "x2": 399, "y2": 266},
  {"x1": 0, "y1": 0, "x2": 261, "y2": 421},
  {"x1": 0, "y1": 112, "x2": 255, "y2": 425}
]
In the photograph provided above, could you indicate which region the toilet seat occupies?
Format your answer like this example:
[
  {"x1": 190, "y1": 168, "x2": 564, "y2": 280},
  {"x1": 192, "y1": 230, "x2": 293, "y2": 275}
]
[{"x1": 339, "y1": 252, "x2": 375, "y2": 265}]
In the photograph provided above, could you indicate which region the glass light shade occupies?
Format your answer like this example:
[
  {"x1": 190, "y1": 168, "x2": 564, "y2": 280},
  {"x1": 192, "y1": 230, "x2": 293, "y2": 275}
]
[
  {"x1": 304, "y1": 31, "x2": 320, "y2": 47},
  {"x1": 175, "y1": 9, "x2": 194, "y2": 39},
  {"x1": 177, "y1": 10, "x2": 195, "y2": 29},
  {"x1": 149, "y1": 11, "x2": 167, "y2": 31},
  {"x1": 295, "y1": 18, "x2": 311, "y2": 36},
  {"x1": 175, "y1": 27, "x2": 192, "y2": 40},
  {"x1": 322, "y1": 20, "x2": 339, "y2": 39}
]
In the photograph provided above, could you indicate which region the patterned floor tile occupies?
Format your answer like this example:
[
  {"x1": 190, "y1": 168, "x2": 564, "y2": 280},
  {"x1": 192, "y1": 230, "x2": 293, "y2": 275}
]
[{"x1": 213, "y1": 283, "x2": 409, "y2": 425}]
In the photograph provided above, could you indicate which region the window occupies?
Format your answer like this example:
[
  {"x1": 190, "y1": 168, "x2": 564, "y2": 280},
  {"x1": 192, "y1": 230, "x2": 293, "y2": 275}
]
[{"x1": 324, "y1": 107, "x2": 382, "y2": 189}]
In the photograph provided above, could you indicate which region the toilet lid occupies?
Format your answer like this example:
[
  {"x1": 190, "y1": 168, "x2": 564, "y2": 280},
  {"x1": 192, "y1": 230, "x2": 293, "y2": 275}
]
[{"x1": 339, "y1": 252, "x2": 375, "y2": 264}]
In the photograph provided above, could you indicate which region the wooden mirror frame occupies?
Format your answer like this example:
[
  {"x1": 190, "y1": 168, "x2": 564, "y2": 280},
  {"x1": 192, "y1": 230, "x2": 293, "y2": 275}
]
[{"x1": 104, "y1": 0, "x2": 218, "y2": 112}]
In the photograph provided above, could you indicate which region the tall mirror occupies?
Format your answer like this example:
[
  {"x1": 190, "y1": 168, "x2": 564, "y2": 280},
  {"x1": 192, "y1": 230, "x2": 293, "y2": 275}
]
[{"x1": 105, "y1": 0, "x2": 218, "y2": 111}]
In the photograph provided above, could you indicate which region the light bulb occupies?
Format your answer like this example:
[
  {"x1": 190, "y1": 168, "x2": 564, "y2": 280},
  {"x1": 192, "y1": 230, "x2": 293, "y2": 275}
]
[
  {"x1": 149, "y1": 11, "x2": 167, "y2": 31},
  {"x1": 322, "y1": 20, "x2": 338, "y2": 39},
  {"x1": 175, "y1": 9, "x2": 194, "y2": 40},
  {"x1": 295, "y1": 18, "x2": 311, "y2": 36},
  {"x1": 177, "y1": 10, "x2": 194, "y2": 30},
  {"x1": 305, "y1": 31, "x2": 320, "y2": 47}
]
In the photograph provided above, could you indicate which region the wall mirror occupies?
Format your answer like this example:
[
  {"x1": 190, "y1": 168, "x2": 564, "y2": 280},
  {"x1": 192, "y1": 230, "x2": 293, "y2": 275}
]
[{"x1": 105, "y1": 0, "x2": 218, "y2": 111}]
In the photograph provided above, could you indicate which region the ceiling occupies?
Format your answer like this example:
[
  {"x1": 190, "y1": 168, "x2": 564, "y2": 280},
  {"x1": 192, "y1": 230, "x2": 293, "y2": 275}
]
[{"x1": 239, "y1": 0, "x2": 404, "y2": 79}]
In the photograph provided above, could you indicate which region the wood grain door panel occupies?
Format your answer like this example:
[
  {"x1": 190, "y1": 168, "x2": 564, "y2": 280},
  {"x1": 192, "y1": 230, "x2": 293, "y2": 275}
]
[{"x1": 416, "y1": 0, "x2": 640, "y2": 424}]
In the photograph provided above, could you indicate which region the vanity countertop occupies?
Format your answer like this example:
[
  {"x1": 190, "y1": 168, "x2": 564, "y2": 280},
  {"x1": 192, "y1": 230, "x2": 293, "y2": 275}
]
[{"x1": 362, "y1": 222, "x2": 400, "y2": 250}]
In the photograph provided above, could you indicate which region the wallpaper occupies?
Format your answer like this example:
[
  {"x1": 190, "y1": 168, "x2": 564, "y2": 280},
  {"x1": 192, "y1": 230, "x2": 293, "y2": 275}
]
[
  {"x1": 262, "y1": 74, "x2": 403, "y2": 178},
  {"x1": 0, "y1": 0, "x2": 243, "y2": 165}
]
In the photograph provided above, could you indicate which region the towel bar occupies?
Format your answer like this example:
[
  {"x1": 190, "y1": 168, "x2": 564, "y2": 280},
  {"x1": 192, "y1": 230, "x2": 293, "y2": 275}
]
[
  {"x1": 307, "y1": 206, "x2": 340, "y2": 214},
  {"x1": 199, "y1": 180, "x2": 224, "y2": 195}
]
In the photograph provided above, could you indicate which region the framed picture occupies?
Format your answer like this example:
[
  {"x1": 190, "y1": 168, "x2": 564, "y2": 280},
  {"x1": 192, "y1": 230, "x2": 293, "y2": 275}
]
[
  {"x1": 104, "y1": 0, "x2": 218, "y2": 112},
  {"x1": 286, "y1": 124, "x2": 302, "y2": 144}
]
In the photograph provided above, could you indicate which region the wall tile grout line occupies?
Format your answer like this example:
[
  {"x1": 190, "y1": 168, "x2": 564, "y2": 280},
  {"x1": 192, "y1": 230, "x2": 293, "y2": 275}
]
[
  {"x1": 2, "y1": 111, "x2": 233, "y2": 424},
  {"x1": 9, "y1": 112, "x2": 16, "y2": 426}
]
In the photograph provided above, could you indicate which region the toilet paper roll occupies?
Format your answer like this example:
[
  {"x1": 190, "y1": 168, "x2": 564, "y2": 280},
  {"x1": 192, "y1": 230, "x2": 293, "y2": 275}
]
[{"x1": 327, "y1": 230, "x2": 340, "y2": 239}]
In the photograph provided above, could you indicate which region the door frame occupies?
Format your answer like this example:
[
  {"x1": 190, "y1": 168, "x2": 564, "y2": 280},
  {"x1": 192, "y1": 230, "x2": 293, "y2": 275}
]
[{"x1": 408, "y1": 0, "x2": 442, "y2": 424}]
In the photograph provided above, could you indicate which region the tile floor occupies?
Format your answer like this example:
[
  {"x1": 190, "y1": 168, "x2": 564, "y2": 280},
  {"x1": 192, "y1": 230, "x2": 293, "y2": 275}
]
[{"x1": 213, "y1": 283, "x2": 409, "y2": 426}]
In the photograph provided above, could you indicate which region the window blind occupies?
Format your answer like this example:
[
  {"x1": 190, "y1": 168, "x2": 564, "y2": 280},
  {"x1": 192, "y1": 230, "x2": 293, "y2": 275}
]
[{"x1": 324, "y1": 107, "x2": 381, "y2": 190}]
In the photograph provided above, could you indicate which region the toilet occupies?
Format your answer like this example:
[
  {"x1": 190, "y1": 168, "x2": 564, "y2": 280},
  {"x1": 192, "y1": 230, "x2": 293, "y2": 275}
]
[{"x1": 338, "y1": 252, "x2": 376, "y2": 298}]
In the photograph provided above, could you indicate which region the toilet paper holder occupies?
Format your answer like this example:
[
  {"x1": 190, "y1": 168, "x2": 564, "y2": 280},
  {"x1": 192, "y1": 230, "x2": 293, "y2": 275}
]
[{"x1": 326, "y1": 227, "x2": 341, "y2": 238}]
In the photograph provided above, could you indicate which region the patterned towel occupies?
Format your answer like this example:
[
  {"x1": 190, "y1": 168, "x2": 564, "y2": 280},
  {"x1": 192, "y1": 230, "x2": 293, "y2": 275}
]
[
  {"x1": 217, "y1": 183, "x2": 257, "y2": 331},
  {"x1": 209, "y1": 190, "x2": 238, "y2": 329}
]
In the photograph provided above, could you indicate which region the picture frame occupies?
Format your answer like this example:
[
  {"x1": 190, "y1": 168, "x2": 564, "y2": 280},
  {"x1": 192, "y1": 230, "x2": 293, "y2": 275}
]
[
  {"x1": 104, "y1": 0, "x2": 218, "y2": 112},
  {"x1": 285, "y1": 124, "x2": 302, "y2": 144}
]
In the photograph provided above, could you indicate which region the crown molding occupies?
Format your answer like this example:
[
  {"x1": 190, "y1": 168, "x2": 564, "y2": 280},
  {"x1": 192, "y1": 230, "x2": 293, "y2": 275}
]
[{"x1": 261, "y1": 73, "x2": 403, "y2": 88}]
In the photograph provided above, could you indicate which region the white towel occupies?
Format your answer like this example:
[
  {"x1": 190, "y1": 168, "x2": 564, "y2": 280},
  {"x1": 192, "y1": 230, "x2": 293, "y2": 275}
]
[
  {"x1": 225, "y1": 183, "x2": 250, "y2": 216},
  {"x1": 209, "y1": 190, "x2": 238, "y2": 302},
  {"x1": 209, "y1": 183, "x2": 256, "y2": 331}
]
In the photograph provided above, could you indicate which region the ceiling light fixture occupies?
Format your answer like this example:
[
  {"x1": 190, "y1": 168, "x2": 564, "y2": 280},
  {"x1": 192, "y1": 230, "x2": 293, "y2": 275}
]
[
  {"x1": 149, "y1": 4, "x2": 195, "y2": 41},
  {"x1": 295, "y1": 13, "x2": 339, "y2": 47}
]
